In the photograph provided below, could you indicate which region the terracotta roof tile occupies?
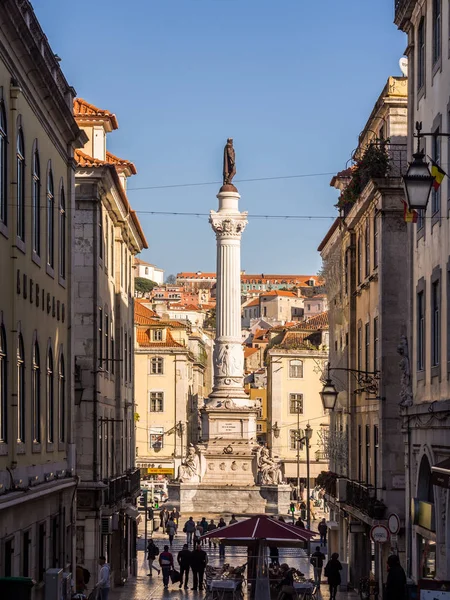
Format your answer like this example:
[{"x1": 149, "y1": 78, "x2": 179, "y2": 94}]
[
  {"x1": 106, "y1": 150, "x2": 137, "y2": 175},
  {"x1": 245, "y1": 298, "x2": 260, "y2": 308},
  {"x1": 137, "y1": 329, "x2": 184, "y2": 348},
  {"x1": 292, "y1": 312, "x2": 329, "y2": 331},
  {"x1": 261, "y1": 290, "x2": 297, "y2": 298},
  {"x1": 73, "y1": 98, "x2": 119, "y2": 130},
  {"x1": 134, "y1": 301, "x2": 158, "y2": 324},
  {"x1": 244, "y1": 347, "x2": 260, "y2": 358}
]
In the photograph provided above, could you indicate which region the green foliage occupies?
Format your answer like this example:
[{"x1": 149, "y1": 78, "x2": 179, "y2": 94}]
[
  {"x1": 204, "y1": 307, "x2": 216, "y2": 330},
  {"x1": 135, "y1": 277, "x2": 157, "y2": 293}
]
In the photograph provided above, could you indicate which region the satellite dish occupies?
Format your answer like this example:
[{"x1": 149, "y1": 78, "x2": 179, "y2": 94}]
[{"x1": 399, "y1": 57, "x2": 408, "y2": 77}]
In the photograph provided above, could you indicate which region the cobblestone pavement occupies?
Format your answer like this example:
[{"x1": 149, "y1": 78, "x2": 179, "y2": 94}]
[{"x1": 101, "y1": 511, "x2": 357, "y2": 600}]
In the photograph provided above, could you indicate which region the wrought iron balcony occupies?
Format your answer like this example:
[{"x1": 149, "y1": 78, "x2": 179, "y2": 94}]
[
  {"x1": 106, "y1": 475, "x2": 128, "y2": 506},
  {"x1": 346, "y1": 480, "x2": 386, "y2": 519},
  {"x1": 127, "y1": 468, "x2": 141, "y2": 496}
]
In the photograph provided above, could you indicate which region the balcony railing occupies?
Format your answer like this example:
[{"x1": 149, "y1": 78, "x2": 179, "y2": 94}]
[
  {"x1": 315, "y1": 450, "x2": 329, "y2": 462},
  {"x1": 346, "y1": 480, "x2": 386, "y2": 519},
  {"x1": 127, "y1": 468, "x2": 140, "y2": 496},
  {"x1": 107, "y1": 475, "x2": 128, "y2": 506}
]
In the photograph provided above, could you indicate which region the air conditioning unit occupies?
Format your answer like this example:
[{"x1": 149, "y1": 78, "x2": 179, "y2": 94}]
[
  {"x1": 45, "y1": 568, "x2": 63, "y2": 600},
  {"x1": 101, "y1": 516, "x2": 112, "y2": 535},
  {"x1": 336, "y1": 478, "x2": 347, "y2": 502}
]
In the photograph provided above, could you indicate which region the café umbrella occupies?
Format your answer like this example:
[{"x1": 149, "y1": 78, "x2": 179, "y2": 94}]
[{"x1": 201, "y1": 515, "x2": 316, "y2": 599}]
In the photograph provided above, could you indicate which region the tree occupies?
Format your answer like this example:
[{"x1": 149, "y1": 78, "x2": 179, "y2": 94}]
[
  {"x1": 166, "y1": 274, "x2": 176, "y2": 285},
  {"x1": 135, "y1": 277, "x2": 157, "y2": 294},
  {"x1": 204, "y1": 307, "x2": 216, "y2": 330}
]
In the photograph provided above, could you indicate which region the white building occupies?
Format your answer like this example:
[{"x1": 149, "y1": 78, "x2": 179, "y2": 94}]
[{"x1": 135, "y1": 257, "x2": 164, "y2": 285}]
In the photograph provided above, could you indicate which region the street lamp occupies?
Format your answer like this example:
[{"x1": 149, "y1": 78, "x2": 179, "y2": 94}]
[
  {"x1": 304, "y1": 424, "x2": 313, "y2": 531},
  {"x1": 402, "y1": 150, "x2": 434, "y2": 210},
  {"x1": 320, "y1": 378, "x2": 339, "y2": 411},
  {"x1": 272, "y1": 422, "x2": 280, "y2": 439}
]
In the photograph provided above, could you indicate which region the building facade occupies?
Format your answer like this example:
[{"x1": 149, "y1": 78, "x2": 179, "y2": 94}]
[
  {"x1": 134, "y1": 257, "x2": 164, "y2": 285},
  {"x1": 0, "y1": 1, "x2": 85, "y2": 593},
  {"x1": 72, "y1": 99, "x2": 147, "y2": 584},
  {"x1": 395, "y1": 0, "x2": 450, "y2": 582},
  {"x1": 318, "y1": 76, "x2": 409, "y2": 586}
]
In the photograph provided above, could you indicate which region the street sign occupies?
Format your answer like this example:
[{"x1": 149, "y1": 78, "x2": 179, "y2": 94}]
[
  {"x1": 388, "y1": 513, "x2": 401, "y2": 535},
  {"x1": 370, "y1": 524, "x2": 390, "y2": 544}
]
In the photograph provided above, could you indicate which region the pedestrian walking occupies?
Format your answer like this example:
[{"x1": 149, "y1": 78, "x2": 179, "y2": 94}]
[
  {"x1": 183, "y1": 516, "x2": 196, "y2": 546},
  {"x1": 166, "y1": 517, "x2": 177, "y2": 547},
  {"x1": 385, "y1": 555, "x2": 407, "y2": 600},
  {"x1": 177, "y1": 543, "x2": 192, "y2": 590},
  {"x1": 324, "y1": 552, "x2": 342, "y2": 600},
  {"x1": 218, "y1": 517, "x2": 227, "y2": 529},
  {"x1": 200, "y1": 517, "x2": 209, "y2": 544},
  {"x1": 295, "y1": 517, "x2": 305, "y2": 529},
  {"x1": 310, "y1": 546, "x2": 326, "y2": 587},
  {"x1": 158, "y1": 545, "x2": 174, "y2": 589},
  {"x1": 309, "y1": 497, "x2": 317, "y2": 521},
  {"x1": 219, "y1": 540, "x2": 226, "y2": 559},
  {"x1": 160, "y1": 507, "x2": 168, "y2": 529},
  {"x1": 194, "y1": 521, "x2": 203, "y2": 546},
  {"x1": 190, "y1": 543, "x2": 208, "y2": 591},
  {"x1": 318, "y1": 518, "x2": 327, "y2": 546},
  {"x1": 207, "y1": 519, "x2": 218, "y2": 548},
  {"x1": 96, "y1": 556, "x2": 111, "y2": 600},
  {"x1": 146, "y1": 538, "x2": 160, "y2": 577},
  {"x1": 172, "y1": 507, "x2": 180, "y2": 526},
  {"x1": 229, "y1": 514, "x2": 238, "y2": 525}
]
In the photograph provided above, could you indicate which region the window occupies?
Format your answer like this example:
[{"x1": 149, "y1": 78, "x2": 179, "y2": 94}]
[
  {"x1": 374, "y1": 425, "x2": 379, "y2": 493},
  {"x1": 47, "y1": 348, "x2": 54, "y2": 443},
  {"x1": 37, "y1": 522, "x2": 46, "y2": 582},
  {"x1": 5, "y1": 538, "x2": 13, "y2": 577},
  {"x1": 59, "y1": 187, "x2": 66, "y2": 279},
  {"x1": 289, "y1": 359, "x2": 303, "y2": 378},
  {"x1": 32, "y1": 342, "x2": 41, "y2": 443},
  {"x1": 431, "y1": 133, "x2": 441, "y2": 215},
  {"x1": 32, "y1": 150, "x2": 40, "y2": 255},
  {"x1": 289, "y1": 393, "x2": 303, "y2": 414},
  {"x1": 357, "y1": 234, "x2": 362, "y2": 284},
  {"x1": 418, "y1": 291, "x2": 425, "y2": 371},
  {"x1": 149, "y1": 391, "x2": 164, "y2": 412},
  {"x1": 263, "y1": 306, "x2": 267, "y2": 317},
  {"x1": 365, "y1": 322, "x2": 370, "y2": 371},
  {"x1": 344, "y1": 251, "x2": 349, "y2": 294},
  {"x1": 373, "y1": 317, "x2": 379, "y2": 372},
  {"x1": 17, "y1": 335, "x2": 25, "y2": 442},
  {"x1": 289, "y1": 430, "x2": 299, "y2": 451},
  {"x1": 153, "y1": 329, "x2": 163, "y2": 342},
  {"x1": 0, "y1": 325, "x2": 6, "y2": 443},
  {"x1": 17, "y1": 128, "x2": 25, "y2": 241},
  {"x1": 373, "y1": 213, "x2": 378, "y2": 268},
  {"x1": 47, "y1": 170, "x2": 54, "y2": 267},
  {"x1": 145, "y1": 267, "x2": 149, "y2": 275},
  {"x1": 99, "y1": 209, "x2": 103, "y2": 260},
  {"x1": 129, "y1": 335, "x2": 132, "y2": 380},
  {"x1": 432, "y1": 0, "x2": 441, "y2": 64},
  {"x1": 256, "y1": 423, "x2": 263, "y2": 433},
  {"x1": 120, "y1": 244, "x2": 123, "y2": 286},
  {"x1": 22, "y1": 531, "x2": 31, "y2": 577},
  {"x1": 105, "y1": 313, "x2": 109, "y2": 372},
  {"x1": 111, "y1": 333, "x2": 115, "y2": 376},
  {"x1": 105, "y1": 219, "x2": 109, "y2": 273},
  {"x1": 365, "y1": 220, "x2": 370, "y2": 277},
  {"x1": 358, "y1": 425, "x2": 362, "y2": 482},
  {"x1": 110, "y1": 226, "x2": 114, "y2": 276},
  {"x1": 0, "y1": 102, "x2": 6, "y2": 225},
  {"x1": 98, "y1": 309, "x2": 103, "y2": 369},
  {"x1": 59, "y1": 355, "x2": 65, "y2": 442},
  {"x1": 365, "y1": 425, "x2": 371, "y2": 485},
  {"x1": 418, "y1": 18, "x2": 425, "y2": 89},
  {"x1": 149, "y1": 427, "x2": 164, "y2": 449},
  {"x1": 357, "y1": 326, "x2": 362, "y2": 371},
  {"x1": 432, "y1": 280, "x2": 440, "y2": 366},
  {"x1": 150, "y1": 356, "x2": 164, "y2": 374},
  {"x1": 124, "y1": 333, "x2": 128, "y2": 381}
]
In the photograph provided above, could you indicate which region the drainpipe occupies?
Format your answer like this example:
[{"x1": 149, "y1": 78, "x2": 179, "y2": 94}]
[{"x1": 9, "y1": 82, "x2": 21, "y2": 472}]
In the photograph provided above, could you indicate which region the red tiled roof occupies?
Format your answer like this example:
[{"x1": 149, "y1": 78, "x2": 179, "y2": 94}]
[
  {"x1": 137, "y1": 329, "x2": 183, "y2": 348},
  {"x1": 292, "y1": 312, "x2": 329, "y2": 331},
  {"x1": 177, "y1": 273, "x2": 324, "y2": 286},
  {"x1": 261, "y1": 290, "x2": 297, "y2": 298},
  {"x1": 73, "y1": 98, "x2": 119, "y2": 130},
  {"x1": 106, "y1": 151, "x2": 137, "y2": 175},
  {"x1": 134, "y1": 301, "x2": 158, "y2": 324},
  {"x1": 244, "y1": 347, "x2": 259, "y2": 358},
  {"x1": 329, "y1": 166, "x2": 355, "y2": 187},
  {"x1": 245, "y1": 298, "x2": 260, "y2": 308}
]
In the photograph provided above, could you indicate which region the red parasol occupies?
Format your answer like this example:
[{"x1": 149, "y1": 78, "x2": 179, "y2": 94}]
[{"x1": 200, "y1": 515, "x2": 316, "y2": 547}]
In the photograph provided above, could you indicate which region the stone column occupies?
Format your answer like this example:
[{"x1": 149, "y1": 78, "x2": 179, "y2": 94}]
[{"x1": 208, "y1": 187, "x2": 250, "y2": 406}]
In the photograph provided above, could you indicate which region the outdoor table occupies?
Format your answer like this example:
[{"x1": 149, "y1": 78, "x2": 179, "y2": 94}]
[
  {"x1": 210, "y1": 579, "x2": 242, "y2": 600},
  {"x1": 294, "y1": 582, "x2": 314, "y2": 600}
]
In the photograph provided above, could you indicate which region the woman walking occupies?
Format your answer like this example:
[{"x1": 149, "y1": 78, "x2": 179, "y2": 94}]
[
  {"x1": 385, "y1": 555, "x2": 407, "y2": 600},
  {"x1": 166, "y1": 517, "x2": 177, "y2": 548},
  {"x1": 324, "y1": 552, "x2": 342, "y2": 600}
]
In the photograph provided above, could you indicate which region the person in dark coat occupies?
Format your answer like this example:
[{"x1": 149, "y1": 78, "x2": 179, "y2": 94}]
[
  {"x1": 190, "y1": 543, "x2": 208, "y2": 591},
  {"x1": 385, "y1": 555, "x2": 407, "y2": 600},
  {"x1": 269, "y1": 545, "x2": 279, "y2": 566},
  {"x1": 324, "y1": 552, "x2": 342, "y2": 600},
  {"x1": 177, "y1": 543, "x2": 192, "y2": 590}
]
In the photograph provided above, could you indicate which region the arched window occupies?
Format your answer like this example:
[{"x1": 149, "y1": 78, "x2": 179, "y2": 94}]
[
  {"x1": 289, "y1": 359, "x2": 303, "y2": 379},
  {"x1": 47, "y1": 170, "x2": 54, "y2": 268},
  {"x1": 32, "y1": 341, "x2": 41, "y2": 443},
  {"x1": 16, "y1": 128, "x2": 25, "y2": 241},
  {"x1": 58, "y1": 354, "x2": 65, "y2": 442},
  {"x1": 32, "y1": 148, "x2": 41, "y2": 256},
  {"x1": 0, "y1": 102, "x2": 7, "y2": 225},
  {"x1": 59, "y1": 186, "x2": 66, "y2": 279},
  {"x1": 0, "y1": 325, "x2": 7, "y2": 443},
  {"x1": 17, "y1": 334, "x2": 25, "y2": 443},
  {"x1": 47, "y1": 348, "x2": 54, "y2": 443}
]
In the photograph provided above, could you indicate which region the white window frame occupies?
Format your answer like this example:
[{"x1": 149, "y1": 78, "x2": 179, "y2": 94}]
[
  {"x1": 289, "y1": 359, "x2": 303, "y2": 379},
  {"x1": 150, "y1": 356, "x2": 164, "y2": 375},
  {"x1": 289, "y1": 393, "x2": 303, "y2": 414},
  {"x1": 149, "y1": 391, "x2": 164, "y2": 412},
  {"x1": 153, "y1": 329, "x2": 163, "y2": 342}
]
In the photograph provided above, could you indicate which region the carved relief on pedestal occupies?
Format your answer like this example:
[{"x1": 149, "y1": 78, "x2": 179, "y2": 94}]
[
  {"x1": 214, "y1": 343, "x2": 244, "y2": 377},
  {"x1": 219, "y1": 462, "x2": 226, "y2": 471},
  {"x1": 231, "y1": 461, "x2": 238, "y2": 471}
]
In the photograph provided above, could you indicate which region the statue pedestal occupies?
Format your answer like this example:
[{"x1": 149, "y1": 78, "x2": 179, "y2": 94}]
[{"x1": 168, "y1": 482, "x2": 291, "y2": 515}]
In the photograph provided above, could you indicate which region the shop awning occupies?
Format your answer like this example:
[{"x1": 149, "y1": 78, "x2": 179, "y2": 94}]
[{"x1": 431, "y1": 458, "x2": 450, "y2": 489}]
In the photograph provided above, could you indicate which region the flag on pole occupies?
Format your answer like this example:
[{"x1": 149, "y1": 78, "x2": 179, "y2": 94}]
[
  {"x1": 402, "y1": 199, "x2": 418, "y2": 223},
  {"x1": 429, "y1": 157, "x2": 446, "y2": 191}
]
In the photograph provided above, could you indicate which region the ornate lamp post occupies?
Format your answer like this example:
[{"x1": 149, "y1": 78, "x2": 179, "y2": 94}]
[{"x1": 304, "y1": 424, "x2": 313, "y2": 530}]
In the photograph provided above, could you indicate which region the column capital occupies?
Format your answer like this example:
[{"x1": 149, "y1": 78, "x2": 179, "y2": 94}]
[{"x1": 209, "y1": 212, "x2": 248, "y2": 237}]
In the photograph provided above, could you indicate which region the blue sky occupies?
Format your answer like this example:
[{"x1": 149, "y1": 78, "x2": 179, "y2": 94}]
[{"x1": 34, "y1": 0, "x2": 406, "y2": 278}]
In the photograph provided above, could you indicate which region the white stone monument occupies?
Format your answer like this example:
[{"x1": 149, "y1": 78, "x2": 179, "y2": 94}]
[{"x1": 169, "y1": 140, "x2": 290, "y2": 514}]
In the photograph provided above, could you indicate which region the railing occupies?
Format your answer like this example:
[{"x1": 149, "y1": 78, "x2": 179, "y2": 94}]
[
  {"x1": 107, "y1": 475, "x2": 128, "y2": 505},
  {"x1": 127, "y1": 468, "x2": 141, "y2": 495},
  {"x1": 346, "y1": 480, "x2": 386, "y2": 519},
  {"x1": 315, "y1": 450, "x2": 329, "y2": 462}
]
